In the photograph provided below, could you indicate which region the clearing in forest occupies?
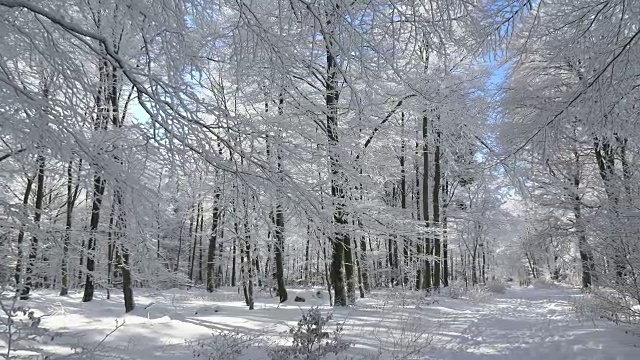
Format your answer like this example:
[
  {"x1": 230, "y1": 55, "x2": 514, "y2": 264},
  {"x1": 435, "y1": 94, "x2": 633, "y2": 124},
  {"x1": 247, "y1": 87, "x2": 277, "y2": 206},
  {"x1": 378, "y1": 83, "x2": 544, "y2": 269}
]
[{"x1": 3, "y1": 285, "x2": 638, "y2": 359}]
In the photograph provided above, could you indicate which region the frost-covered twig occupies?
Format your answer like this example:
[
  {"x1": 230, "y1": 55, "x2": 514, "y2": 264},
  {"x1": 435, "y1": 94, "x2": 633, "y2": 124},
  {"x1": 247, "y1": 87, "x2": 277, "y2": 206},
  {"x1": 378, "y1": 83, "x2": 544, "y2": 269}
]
[
  {"x1": 91, "y1": 319, "x2": 126, "y2": 355},
  {"x1": 57, "y1": 319, "x2": 127, "y2": 359},
  {"x1": 0, "y1": 290, "x2": 52, "y2": 360}
]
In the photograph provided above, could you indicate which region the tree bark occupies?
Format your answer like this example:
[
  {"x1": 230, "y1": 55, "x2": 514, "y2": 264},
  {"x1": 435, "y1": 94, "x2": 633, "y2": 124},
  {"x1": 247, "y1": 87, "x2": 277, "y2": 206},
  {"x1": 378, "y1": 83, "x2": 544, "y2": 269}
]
[
  {"x1": 321, "y1": 4, "x2": 348, "y2": 306},
  {"x1": 344, "y1": 230, "x2": 355, "y2": 304},
  {"x1": 442, "y1": 181, "x2": 449, "y2": 287},
  {"x1": 83, "y1": 55, "x2": 112, "y2": 303},
  {"x1": 175, "y1": 218, "x2": 184, "y2": 272},
  {"x1": 189, "y1": 201, "x2": 201, "y2": 282},
  {"x1": 305, "y1": 222, "x2": 311, "y2": 284},
  {"x1": 359, "y1": 227, "x2": 370, "y2": 292},
  {"x1": 60, "y1": 160, "x2": 74, "y2": 296},
  {"x1": 217, "y1": 213, "x2": 225, "y2": 288},
  {"x1": 110, "y1": 63, "x2": 134, "y2": 312},
  {"x1": 243, "y1": 196, "x2": 254, "y2": 310},
  {"x1": 398, "y1": 112, "x2": 410, "y2": 286},
  {"x1": 271, "y1": 94, "x2": 288, "y2": 303},
  {"x1": 186, "y1": 206, "x2": 194, "y2": 275},
  {"x1": 481, "y1": 243, "x2": 486, "y2": 284},
  {"x1": 273, "y1": 207, "x2": 287, "y2": 302},
  {"x1": 198, "y1": 205, "x2": 204, "y2": 284},
  {"x1": 594, "y1": 138, "x2": 625, "y2": 281},
  {"x1": 422, "y1": 112, "x2": 432, "y2": 291},
  {"x1": 432, "y1": 127, "x2": 441, "y2": 290},
  {"x1": 472, "y1": 250, "x2": 478, "y2": 286},
  {"x1": 232, "y1": 217, "x2": 237, "y2": 287},
  {"x1": 20, "y1": 155, "x2": 45, "y2": 299},
  {"x1": 414, "y1": 142, "x2": 422, "y2": 290},
  {"x1": 106, "y1": 196, "x2": 117, "y2": 299},
  {"x1": 206, "y1": 190, "x2": 221, "y2": 292},
  {"x1": 15, "y1": 175, "x2": 34, "y2": 290},
  {"x1": 357, "y1": 174, "x2": 370, "y2": 292},
  {"x1": 572, "y1": 150, "x2": 595, "y2": 287},
  {"x1": 114, "y1": 188, "x2": 134, "y2": 312},
  {"x1": 353, "y1": 230, "x2": 365, "y2": 298}
]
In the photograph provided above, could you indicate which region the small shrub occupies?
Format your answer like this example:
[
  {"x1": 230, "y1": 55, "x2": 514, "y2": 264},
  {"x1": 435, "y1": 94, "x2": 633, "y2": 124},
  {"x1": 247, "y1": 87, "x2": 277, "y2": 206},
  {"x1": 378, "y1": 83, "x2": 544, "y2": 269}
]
[
  {"x1": 572, "y1": 287, "x2": 640, "y2": 330},
  {"x1": 186, "y1": 329, "x2": 262, "y2": 360},
  {"x1": 368, "y1": 312, "x2": 437, "y2": 360},
  {"x1": 269, "y1": 306, "x2": 350, "y2": 360},
  {"x1": 446, "y1": 280, "x2": 466, "y2": 299},
  {"x1": 464, "y1": 286, "x2": 493, "y2": 302},
  {"x1": 485, "y1": 281, "x2": 508, "y2": 294},
  {"x1": 446, "y1": 281, "x2": 493, "y2": 302}
]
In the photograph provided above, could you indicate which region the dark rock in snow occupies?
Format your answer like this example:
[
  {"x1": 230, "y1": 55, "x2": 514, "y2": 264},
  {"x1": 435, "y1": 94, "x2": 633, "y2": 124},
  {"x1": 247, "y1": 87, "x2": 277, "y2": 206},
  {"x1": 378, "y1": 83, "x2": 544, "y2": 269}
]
[{"x1": 294, "y1": 296, "x2": 306, "y2": 302}]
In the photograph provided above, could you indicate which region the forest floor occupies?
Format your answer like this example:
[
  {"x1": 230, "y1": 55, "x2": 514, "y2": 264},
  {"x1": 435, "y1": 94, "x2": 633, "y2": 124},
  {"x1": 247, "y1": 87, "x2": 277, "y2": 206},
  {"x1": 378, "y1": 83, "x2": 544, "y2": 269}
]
[{"x1": 4, "y1": 284, "x2": 639, "y2": 359}]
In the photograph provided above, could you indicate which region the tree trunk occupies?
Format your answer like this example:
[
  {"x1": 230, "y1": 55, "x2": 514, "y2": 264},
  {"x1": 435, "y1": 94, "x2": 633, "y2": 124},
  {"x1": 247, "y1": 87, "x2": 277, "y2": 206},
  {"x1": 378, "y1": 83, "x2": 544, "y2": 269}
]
[
  {"x1": 114, "y1": 188, "x2": 134, "y2": 312},
  {"x1": 108, "y1": 63, "x2": 134, "y2": 312},
  {"x1": 217, "y1": 214, "x2": 225, "y2": 288},
  {"x1": 273, "y1": 207, "x2": 287, "y2": 302},
  {"x1": 265, "y1": 241, "x2": 272, "y2": 283},
  {"x1": 432, "y1": 127, "x2": 441, "y2": 290},
  {"x1": 572, "y1": 150, "x2": 595, "y2": 287},
  {"x1": 198, "y1": 206, "x2": 204, "y2": 284},
  {"x1": 481, "y1": 244, "x2": 486, "y2": 284},
  {"x1": 393, "y1": 235, "x2": 399, "y2": 279},
  {"x1": 106, "y1": 196, "x2": 117, "y2": 299},
  {"x1": 189, "y1": 202, "x2": 201, "y2": 282},
  {"x1": 322, "y1": 239, "x2": 333, "y2": 306},
  {"x1": 414, "y1": 143, "x2": 422, "y2": 290},
  {"x1": 120, "y1": 246, "x2": 134, "y2": 312},
  {"x1": 83, "y1": 55, "x2": 111, "y2": 303},
  {"x1": 305, "y1": 223, "x2": 311, "y2": 284},
  {"x1": 239, "y1": 221, "x2": 248, "y2": 303},
  {"x1": 15, "y1": 175, "x2": 34, "y2": 291},
  {"x1": 232, "y1": 221, "x2": 237, "y2": 287},
  {"x1": 60, "y1": 159, "x2": 74, "y2": 296},
  {"x1": 324, "y1": 6, "x2": 347, "y2": 307},
  {"x1": 357, "y1": 176, "x2": 370, "y2": 292},
  {"x1": 175, "y1": 218, "x2": 184, "y2": 272},
  {"x1": 243, "y1": 197, "x2": 254, "y2": 310},
  {"x1": 353, "y1": 231, "x2": 365, "y2": 298},
  {"x1": 420, "y1": 38, "x2": 432, "y2": 292},
  {"x1": 461, "y1": 252, "x2": 467, "y2": 287},
  {"x1": 318, "y1": 254, "x2": 322, "y2": 285},
  {"x1": 78, "y1": 236, "x2": 85, "y2": 284},
  {"x1": 344, "y1": 231, "x2": 355, "y2": 304},
  {"x1": 442, "y1": 181, "x2": 449, "y2": 287},
  {"x1": 186, "y1": 206, "x2": 194, "y2": 273},
  {"x1": 594, "y1": 138, "x2": 625, "y2": 281},
  {"x1": 206, "y1": 191, "x2": 221, "y2": 292},
  {"x1": 400, "y1": 113, "x2": 409, "y2": 286},
  {"x1": 422, "y1": 112, "x2": 432, "y2": 292},
  {"x1": 269, "y1": 94, "x2": 288, "y2": 303},
  {"x1": 21, "y1": 155, "x2": 45, "y2": 299},
  {"x1": 359, "y1": 228, "x2": 370, "y2": 292},
  {"x1": 472, "y1": 251, "x2": 478, "y2": 286}
]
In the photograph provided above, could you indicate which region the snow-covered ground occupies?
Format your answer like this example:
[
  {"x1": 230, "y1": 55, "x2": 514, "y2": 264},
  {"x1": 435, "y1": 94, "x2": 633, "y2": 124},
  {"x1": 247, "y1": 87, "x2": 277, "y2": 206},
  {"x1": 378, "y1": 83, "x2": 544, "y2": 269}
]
[{"x1": 3, "y1": 285, "x2": 639, "y2": 359}]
